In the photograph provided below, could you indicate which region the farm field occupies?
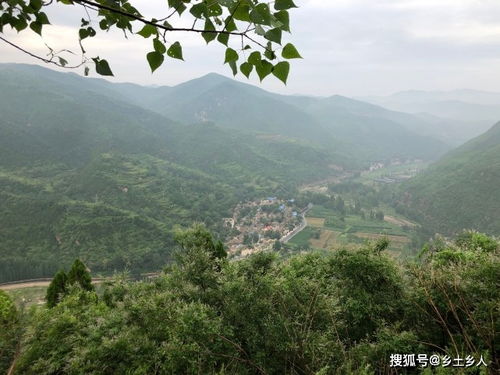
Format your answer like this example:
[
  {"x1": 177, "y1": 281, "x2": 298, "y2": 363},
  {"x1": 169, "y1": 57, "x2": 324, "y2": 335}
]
[
  {"x1": 353, "y1": 161, "x2": 429, "y2": 186},
  {"x1": 290, "y1": 204, "x2": 414, "y2": 252}
]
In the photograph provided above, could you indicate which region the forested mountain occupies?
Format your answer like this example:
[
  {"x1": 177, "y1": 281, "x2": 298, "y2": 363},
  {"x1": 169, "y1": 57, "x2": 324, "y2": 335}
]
[
  {"x1": 0, "y1": 64, "x2": 341, "y2": 282},
  {"x1": 0, "y1": 63, "x2": 455, "y2": 281},
  {"x1": 394, "y1": 122, "x2": 500, "y2": 236},
  {"x1": 83, "y1": 67, "x2": 452, "y2": 161}
]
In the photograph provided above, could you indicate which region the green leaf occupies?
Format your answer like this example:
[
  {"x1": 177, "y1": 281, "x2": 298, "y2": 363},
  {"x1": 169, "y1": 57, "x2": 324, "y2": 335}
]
[
  {"x1": 29, "y1": 0, "x2": 43, "y2": 12},
  {"x1": 168, "y1": 0, "x2": 186, "y2": 15},
  {"x1": 232, "y1": 4, "x2": 251, "y2": 22},
  {"x1": 275, "y1": 0, "x2": 297, "y2": 11},
  {"x1": 137, "y1": 24, "x2": 157, "y2": 38},
  {"x1": 190, "y1": 3, "x2": 206, "y2": 19},
  {"x1": 224, "y1": 48, "x2": 238, "y2": 64},
  {"x1": 223, "y1": 16, "x2": 237, "y2": 32},
  {"x1": 264, "y1": 28, "x2": 282, "y2": 44},
  {"x1": 167, "y1": 41, "x2": 184, "y2": 60},
  {"x1": 36, "y1": 12, "x2": 50, "y2": 25},
  {"x1": 228, "y1": 60, "x2": 237, "y2": 76},
  {"x1": 93, "y1": 58, "x2": 114, "y2": 76},
  {"x1": 255, "y1": 25, "x2": 266, "y2": 36},
  {"x1": 282, "y1": 43, "x2": 302, "y2": 59},
  {"x1": 256, "y1": 60, "x2": 273, "y2": 81},
  {"x1": 79, "y1": 27, "x2": 89, "y2": 40},
  {"x1": 29, "y1": 21, "x2": 42, "y2": 35},
  {"x1": 217, "y1": 32, "x2": 229, "y2": 46},
  {"x1": 153, "y1": 38, "x2": 166, "y2": 54},
  {"x1": 147, "y1": 51, "x2": 164, "y2": 72},
  {"x1": 272, "y1": 61, "x2": 290, "y2": 84},
  {"x1": 207, "y1": 3, "x2": 223, "y2": 17},
  {"x1": 99, "y1": 19, "x2": 108, "y2": 30},
  {"x1": 250, "y1": 4, "x2": 271, "y2": 25},
  {"x1": 240, "y1": 62, "x2": 253, "y2": 78},
  {"x1": 13, "y1": 18, "x2": 28, "y2": 32},
  {"x1": 248, "y1": 51, "x2": 261, "y2": 66},
  {"x1": 274, "y1": 10, "x2": 290, "y2": 32},
  {"x1": 202, "y1": 19, "x2": 217, "y2": 44},
  {"x1": 264, "y1": 43, "x2": 276, "y2": 60}
]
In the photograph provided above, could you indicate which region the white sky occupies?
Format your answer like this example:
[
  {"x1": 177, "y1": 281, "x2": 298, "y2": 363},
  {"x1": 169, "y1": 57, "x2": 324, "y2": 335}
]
[{"x1": 1, "y1": 0, "x2": 500, "y2": 96}]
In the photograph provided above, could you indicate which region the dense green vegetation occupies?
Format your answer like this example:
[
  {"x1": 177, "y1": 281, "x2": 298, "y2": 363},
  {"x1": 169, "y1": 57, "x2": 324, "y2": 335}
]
[
  {"x1": 0, "y1": 63, "x2": 457, "y2": 282},
  {"x1": 0, "y1": 62, "x2": 498, "y2": 374},
  {"x1": 394, "y1": 122, "x2": 500, "y2": 237},
  {"x1": 0, "y1": 290, "x2": 19, "y2": 374},
  {"x1": 0, "y1": 64, "x2": 344, "y2": 282},
  {"x1": 7, "y1": 227, "x2": 499, "y2": 374},
  {"x1": 46, "y1": 259, "x2": 94, "y2": 308}
]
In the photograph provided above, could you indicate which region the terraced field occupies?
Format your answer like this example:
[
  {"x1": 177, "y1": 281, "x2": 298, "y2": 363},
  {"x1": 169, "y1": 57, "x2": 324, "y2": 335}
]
[{"x1": 290, "y1": 204, "x2": 415, "y2": 252}]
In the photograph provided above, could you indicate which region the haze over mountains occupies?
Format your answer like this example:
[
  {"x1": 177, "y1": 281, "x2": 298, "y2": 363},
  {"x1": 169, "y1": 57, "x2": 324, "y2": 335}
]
[
  {"x1": 0, "y1": 63, "x2": 498, "y2": 281},
  {"x1": 359, "y1": 90, "x2": 500, "y2": 145},
  {"x1": 102, "y1": 72, "x2": 453, "y2": 161}
]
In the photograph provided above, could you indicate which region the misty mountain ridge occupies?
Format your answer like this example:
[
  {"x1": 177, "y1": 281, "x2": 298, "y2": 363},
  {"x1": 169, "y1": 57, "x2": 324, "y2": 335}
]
[
  {"x1": 359, "y1": 89, "x2": 500, "y2": 144},
  {"x1": 1, "y1": 63, "x2": 498, "y2": 281}
]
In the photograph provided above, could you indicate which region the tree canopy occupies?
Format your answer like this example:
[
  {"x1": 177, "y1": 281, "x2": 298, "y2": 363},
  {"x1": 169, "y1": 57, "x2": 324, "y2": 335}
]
[
  {"x1": 12, "y1": 228, "x2": 500, "y2": 374},
  {"x1": 0, "y1": 0, "x2": 302, "y2": 83}
]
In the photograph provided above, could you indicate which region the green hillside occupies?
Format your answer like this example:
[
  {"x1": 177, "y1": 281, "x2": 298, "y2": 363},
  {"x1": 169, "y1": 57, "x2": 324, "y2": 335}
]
[
  {"x1": 97, "y1": 71, "x2": 451, "y2": 162},
  {"x1": 0, "y1": 63, "x2": 459, "y2": 282},
  {"x1": 395, "y1": 122, "x2": 500, "y2": 236},
  {"x1": 0, "y1": 65, "x2": 342, "y2": 282}
]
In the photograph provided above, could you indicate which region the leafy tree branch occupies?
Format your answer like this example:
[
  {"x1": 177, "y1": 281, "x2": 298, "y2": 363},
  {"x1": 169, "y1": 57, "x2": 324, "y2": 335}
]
[{"x1": 0, "y1": 0, "x2": 303, "y2": 83}]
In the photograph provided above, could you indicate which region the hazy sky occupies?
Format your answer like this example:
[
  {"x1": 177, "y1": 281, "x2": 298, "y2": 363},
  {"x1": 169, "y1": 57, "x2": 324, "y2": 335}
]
[{"x1": 2, "y1": 0, "x2": 500, "y2": 96}]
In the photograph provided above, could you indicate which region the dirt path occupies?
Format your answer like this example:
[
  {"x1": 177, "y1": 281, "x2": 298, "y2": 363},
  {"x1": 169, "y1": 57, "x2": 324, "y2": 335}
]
[{"x1": 0, "y1": 281, "x2": 52, "y2": 291}]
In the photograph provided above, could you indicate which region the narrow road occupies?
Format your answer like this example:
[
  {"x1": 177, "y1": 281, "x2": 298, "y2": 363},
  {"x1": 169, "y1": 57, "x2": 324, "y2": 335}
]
[
  {"x1": 280, "y1": 203, "x2": 313, "y2": 244},
  {"x1": 1, "y1": 277, "x2": 112, "y2": 291}
]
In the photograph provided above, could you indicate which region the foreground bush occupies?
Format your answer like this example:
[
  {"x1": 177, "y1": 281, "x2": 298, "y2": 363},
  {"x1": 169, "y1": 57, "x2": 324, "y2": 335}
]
[
  {"x1": 0, "y1": 290, "x2": 19, "y2": 374},
  {"x1": 14, "y1": 228, "x2": 499, "y2": 374}
]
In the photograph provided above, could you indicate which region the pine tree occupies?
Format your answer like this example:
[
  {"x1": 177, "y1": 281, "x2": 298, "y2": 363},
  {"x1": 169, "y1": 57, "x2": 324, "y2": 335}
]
[
  {"x1": 68, "y1": 259, "x2": 93, "y2": 291},
  {"x1": 45, "y1": 270, "x2": 68, "y2": 308}
]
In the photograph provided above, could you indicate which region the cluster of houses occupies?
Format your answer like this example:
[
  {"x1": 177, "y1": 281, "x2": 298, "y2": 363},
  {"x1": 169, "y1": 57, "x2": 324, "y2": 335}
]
[{"x1": 225, "y1": 197, "x2": 302, "y2": 257}]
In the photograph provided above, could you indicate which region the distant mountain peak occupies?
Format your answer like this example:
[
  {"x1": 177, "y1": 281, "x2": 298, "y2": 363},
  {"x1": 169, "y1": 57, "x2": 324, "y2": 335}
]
[{"x1": 175, "y1": 72, "x2": 233, "y2": 87}]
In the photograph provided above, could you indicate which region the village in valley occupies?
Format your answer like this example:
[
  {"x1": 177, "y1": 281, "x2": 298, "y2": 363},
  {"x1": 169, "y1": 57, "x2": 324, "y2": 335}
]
[
  {"x1": 223, "y1": 159, "x2": 424, "y2": 258},
  {"x1": 224, "y1": 197, "x2": 306, "y2": 257}
]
